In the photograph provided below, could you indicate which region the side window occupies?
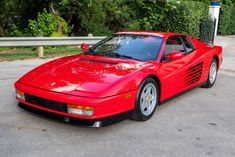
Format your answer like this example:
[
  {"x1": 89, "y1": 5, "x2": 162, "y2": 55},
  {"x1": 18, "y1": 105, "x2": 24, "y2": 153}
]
[
  {"x1": 164, "y1": 36, "x2": 185, "y2": 56},
  {"x1": 180, "y1": 36, "x2": 195, "y2": 54}
]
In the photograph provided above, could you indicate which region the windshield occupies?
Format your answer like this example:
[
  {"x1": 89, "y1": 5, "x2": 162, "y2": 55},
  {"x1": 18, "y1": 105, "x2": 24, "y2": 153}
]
[{"x1": 85, "y1": 34, "x2": 163, "y2": 61}]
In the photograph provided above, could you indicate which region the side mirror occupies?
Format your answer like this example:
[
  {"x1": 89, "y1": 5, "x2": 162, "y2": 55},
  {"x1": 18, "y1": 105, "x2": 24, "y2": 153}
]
[
  {"x1": 165, "y1": 51, "x2": 184, "y2": 60},
  {"x1": 81, "y1": 43, "x2": 89, "y2": 52}
]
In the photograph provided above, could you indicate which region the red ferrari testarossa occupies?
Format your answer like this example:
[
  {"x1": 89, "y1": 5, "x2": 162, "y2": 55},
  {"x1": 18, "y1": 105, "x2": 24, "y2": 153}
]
[{"x1": 15, "y1": 31, "x2": 222, "y2": 127}]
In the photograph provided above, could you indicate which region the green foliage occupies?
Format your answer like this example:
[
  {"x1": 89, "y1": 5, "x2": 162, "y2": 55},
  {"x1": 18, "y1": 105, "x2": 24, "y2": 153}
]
[
  {"x1": 10, "y1": 25, "x2": 26, "y2": 37},
  {"x1": 134, "y1": 1, "x2": 167, "y2": 30},
  {"x1": 28, "y1": 11, "x2": 56, "y2": 37},
  {"x1": 0, "y1": 46, "x2": 81, "y2": 61},
  {"x1": 27, "y1": 9, "x2": 70, "y2": 37},
  {"x1": 1, "y1": 0, "x2": 235, "y2": 37},
  {"x1": 122, "y1": 0, "x2": 208, "y2": 38},
  {"x1": 120, "y1": 0, "x2": 167, "y2": 30},
  {"x1": 0, "y1": 0, "x2": 52, "y2": 36},
  {"x1": 218, "y1": 5, "x2": 235, "y2": 35},
  {"x1": 57, "y1": 0, "x2": 111, "y2": 35},
  {"x1": 161, "y1": 1, "x2": 208, "y2": 38},
  {"x1": 51, "y1": 16, "x2": 72, "y2": 37},
  {"x1": 103, "y1": 0, "x2": 132, "y2": 32},
  {"x1": 221, "y1": 0, "x2": 234, "y2": 6}
]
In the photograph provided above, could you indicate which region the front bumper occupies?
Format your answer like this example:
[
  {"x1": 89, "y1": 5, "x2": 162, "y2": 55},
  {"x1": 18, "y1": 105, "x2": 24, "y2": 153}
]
[
  {"x1": 18, "y1": 102, "x2": 133, "y2": 127},
  {"x1": 15, "y1": 81, "x2": 137, "y2": 125}
]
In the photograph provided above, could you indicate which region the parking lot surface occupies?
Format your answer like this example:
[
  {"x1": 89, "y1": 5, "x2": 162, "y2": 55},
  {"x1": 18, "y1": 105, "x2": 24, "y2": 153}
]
[{"x1": 0, "y1": 36, "x2": 235, "y2": 157}]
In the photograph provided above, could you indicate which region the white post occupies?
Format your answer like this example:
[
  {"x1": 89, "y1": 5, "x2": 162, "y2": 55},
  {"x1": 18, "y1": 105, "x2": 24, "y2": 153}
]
[
  {"x1": 209, "y1": 5, "x2": 221, "y2": 36},
  {"x1": 38, "y1": 46, "x2": 44, "y2": 58}
]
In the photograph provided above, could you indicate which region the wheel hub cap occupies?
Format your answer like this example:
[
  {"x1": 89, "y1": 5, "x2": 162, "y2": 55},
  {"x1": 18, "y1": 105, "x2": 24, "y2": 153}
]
[
  {"x1": 140, "y1": 83, "x2": 157, "y2": 116},
  {"x1": 209, "y1": 61, "x2": 217, "y2": 84}
]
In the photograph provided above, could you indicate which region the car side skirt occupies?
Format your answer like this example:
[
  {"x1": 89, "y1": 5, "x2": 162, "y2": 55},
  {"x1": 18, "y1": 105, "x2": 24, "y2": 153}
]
[{"x1": 160, "y1": 82, "x2": 206, "y2": 105}]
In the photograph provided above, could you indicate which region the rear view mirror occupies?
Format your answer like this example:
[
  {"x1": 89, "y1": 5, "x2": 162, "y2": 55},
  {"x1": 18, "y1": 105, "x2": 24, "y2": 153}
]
[
  {"x1": 81, "y1": 43, "x2": 89, "y2": 52},
  {"x1": 165, "y1": 51, "x2": 184, "y2": 60}
]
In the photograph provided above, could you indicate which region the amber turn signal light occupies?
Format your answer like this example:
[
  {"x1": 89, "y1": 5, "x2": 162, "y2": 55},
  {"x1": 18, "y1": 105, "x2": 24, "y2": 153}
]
[{"x1": 67, "y1": 104, "x2": 94, "y2": 116}]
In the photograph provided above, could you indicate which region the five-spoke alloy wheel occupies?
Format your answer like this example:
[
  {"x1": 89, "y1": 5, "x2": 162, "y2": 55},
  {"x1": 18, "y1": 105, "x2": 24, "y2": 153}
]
[
  {"x1": 131, "y1": 77, "x2": 159, "y2": 121},
  {"x1": 202, "y1": 58, "x2": 218, "y2": 88}
]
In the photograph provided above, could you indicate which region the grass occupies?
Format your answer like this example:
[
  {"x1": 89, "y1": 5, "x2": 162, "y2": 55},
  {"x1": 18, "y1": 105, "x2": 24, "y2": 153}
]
[{"x1": 0, "y1": 46, "x2": 82, "y2": 61}]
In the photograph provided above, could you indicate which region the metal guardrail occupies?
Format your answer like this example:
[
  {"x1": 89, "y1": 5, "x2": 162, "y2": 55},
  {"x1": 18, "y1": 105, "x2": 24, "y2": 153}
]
[
  {"x1": 0, "y1": 37, "x2": 106, "y2": 47},
  {"x1": 0, "y1": 36, "x2": 106, "y2": 57}
]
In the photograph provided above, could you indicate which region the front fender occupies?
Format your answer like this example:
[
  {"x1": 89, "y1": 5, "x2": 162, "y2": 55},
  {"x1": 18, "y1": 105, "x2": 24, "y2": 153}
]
[{"x1": 98, "y1": 63, "x2": 161, "y2": 98}]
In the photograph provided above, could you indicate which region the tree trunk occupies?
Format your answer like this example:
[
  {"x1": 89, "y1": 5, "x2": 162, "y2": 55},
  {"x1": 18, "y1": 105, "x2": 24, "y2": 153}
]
[
  {"x1": 49, "y1": 3, "x2": 62, "y2": 35},
  {"x1": 0, "y1": 24, "x2": 3, "y2": 36}
]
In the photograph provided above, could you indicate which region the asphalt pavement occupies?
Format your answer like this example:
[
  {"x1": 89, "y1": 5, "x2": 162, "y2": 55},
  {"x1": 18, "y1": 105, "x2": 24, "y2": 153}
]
[{"x1": 0, "y1": 36, "x2": 235, "y2": 157}]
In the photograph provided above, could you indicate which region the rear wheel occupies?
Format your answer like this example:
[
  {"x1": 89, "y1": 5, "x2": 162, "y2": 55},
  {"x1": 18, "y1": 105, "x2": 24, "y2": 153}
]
[
  {"x1": 131, "y1": 77, "x2": 159, "y2": 121},
  {"x1": 202, "y1": 58, "x2": 218, "y2": 88}
]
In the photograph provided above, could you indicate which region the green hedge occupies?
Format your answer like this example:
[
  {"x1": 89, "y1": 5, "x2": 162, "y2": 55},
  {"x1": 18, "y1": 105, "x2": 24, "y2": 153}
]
[
  {"x1": 218, "y1": 5, "x2": 235, "y2": 35},
  {"x1": 160, "y1": 1, "x2": 208, "y2": 38}
]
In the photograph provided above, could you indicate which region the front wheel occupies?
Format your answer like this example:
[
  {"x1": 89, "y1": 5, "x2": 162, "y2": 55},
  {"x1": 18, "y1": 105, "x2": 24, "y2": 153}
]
[
  {"x1": 131, "y1": 77, "x2": 159, "y2": 121},
  {"x1": 202, "y1": 58, "x2": 218, "y2": 88}
]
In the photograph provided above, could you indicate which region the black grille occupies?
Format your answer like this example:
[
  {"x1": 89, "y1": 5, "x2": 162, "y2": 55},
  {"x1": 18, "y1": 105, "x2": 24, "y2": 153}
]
[{"x1": 25, "y1": 94, "x2": 67, "y2": 113}]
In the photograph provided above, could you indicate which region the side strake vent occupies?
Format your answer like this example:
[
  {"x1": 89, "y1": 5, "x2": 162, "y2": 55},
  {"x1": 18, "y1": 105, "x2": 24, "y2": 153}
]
[
  {"x1": 79, "y1": 58, "x2": 118, "y2": 65},
  {"x1": 184, "y1": 62, "x2": 203, "y2": 86}
]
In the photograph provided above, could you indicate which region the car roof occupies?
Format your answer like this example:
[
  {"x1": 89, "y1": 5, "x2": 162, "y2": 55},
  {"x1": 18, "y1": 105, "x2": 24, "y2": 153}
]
[{"x1": 115, "y1": 31, "x2": 186, "y2": 38}]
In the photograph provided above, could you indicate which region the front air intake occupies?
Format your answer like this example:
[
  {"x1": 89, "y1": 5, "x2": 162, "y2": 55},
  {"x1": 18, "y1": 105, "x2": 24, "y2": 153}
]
[{"x1": 25, "y1": 94, "x2": 67, "y2": 113}]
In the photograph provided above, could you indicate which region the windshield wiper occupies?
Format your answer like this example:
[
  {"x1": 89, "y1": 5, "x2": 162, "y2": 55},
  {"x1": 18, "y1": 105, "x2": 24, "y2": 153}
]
[
  {"x1": 108, "y1": 52, "x2": 141, "y2": 61},
  {"x1": 87, "y1": 47, "x2": 95, "y2": 54},
  {"x1": 85, "y1": 50, "x2": 141, "y2": 61},
  {"x1": 83, "y1": 46, "x2": 96, "y2": 55}
]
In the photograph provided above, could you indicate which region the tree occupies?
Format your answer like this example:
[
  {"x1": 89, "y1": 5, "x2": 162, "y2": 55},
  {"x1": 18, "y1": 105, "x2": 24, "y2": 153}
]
[
  {"x1": 102, "y1": 0, "x2": 132, "y2": 32},
  {"x1": 0, "y1": 0, "x2": 51, "y2": 36},
  {"x1": 0, "y1": 0, "x2": 4, "y2": 36},
  {"x1": 51, "y1": 0, "x2": 110, "y2": 35},
  {"x1": 1, "y1": 0, "x2": 235, "y2": 37}
]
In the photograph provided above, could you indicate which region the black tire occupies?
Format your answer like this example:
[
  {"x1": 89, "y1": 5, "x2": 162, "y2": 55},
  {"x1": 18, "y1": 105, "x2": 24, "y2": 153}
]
[
  {"x1": 131, "y1": 77, "x2": 159, "y2": 121},
  {"x1": 202, "y1": 58, "x2": 218, "y2": 88}
]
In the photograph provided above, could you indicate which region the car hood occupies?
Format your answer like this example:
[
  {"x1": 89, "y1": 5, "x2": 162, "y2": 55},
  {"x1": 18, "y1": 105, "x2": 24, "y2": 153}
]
[{"x1": 19, "y1": 54, "x2": 148, "y2": 97}]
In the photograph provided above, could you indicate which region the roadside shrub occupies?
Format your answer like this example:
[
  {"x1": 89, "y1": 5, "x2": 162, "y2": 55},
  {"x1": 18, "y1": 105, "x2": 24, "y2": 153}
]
[
  {"x1": 122, "y1": 1, "x2": 170, "y2": 31},
  {"x1": 28, "y1": 9, "x2": 70, "y2": 37},
  {"x1": 10, "y1": 25, "x2": 27, "y2": 37},
  {"x1": 123, "y1": 1, "x2": 208, "y2": 39},
  {"x1": 218, "y1": 5, "x2": 235, "y2": 35},
  {"x1": 161, "y1": 1, "x2": 208, "y2": 38}
]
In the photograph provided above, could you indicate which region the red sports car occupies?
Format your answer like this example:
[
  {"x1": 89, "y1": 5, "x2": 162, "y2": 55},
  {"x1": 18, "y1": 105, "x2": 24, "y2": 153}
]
[{"x1": 15, "y1": 31, "x2": 222, "y2": 127}]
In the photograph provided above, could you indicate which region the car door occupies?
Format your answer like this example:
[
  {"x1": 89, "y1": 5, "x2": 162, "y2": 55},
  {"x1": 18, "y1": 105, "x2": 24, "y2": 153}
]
[{"x1": 158, "y1": 35, "x2": 204, "y2": 101}]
